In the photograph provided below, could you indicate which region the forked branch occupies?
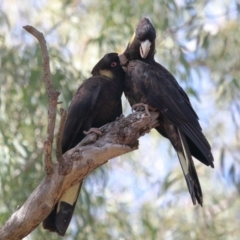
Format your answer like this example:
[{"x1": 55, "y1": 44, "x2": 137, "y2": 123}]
[
  {"x1": 0, "y1": 26, "x2": 159, "y2": 240},
  {"x1": 23, "y1": 25, "x2": 60, "y2": 175}
]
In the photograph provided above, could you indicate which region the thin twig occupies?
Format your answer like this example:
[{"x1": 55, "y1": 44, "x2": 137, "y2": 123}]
[
  {"x1": 56, "y1": 108, "x2": 68, "y2": 174},
  {"x1": 23, "y1": 25, "x2": 60, "y2": 175}
]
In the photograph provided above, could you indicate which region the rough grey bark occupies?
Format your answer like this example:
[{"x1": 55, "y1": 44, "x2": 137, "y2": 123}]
[{"x1": 0, "y1": 111, "x2": 159, "y2": 240}]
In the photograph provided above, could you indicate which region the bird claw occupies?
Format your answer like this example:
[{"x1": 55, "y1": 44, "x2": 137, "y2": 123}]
[
  {"x1": 83, "y1": 128, "x2": 102, "y2": 136},
  {"x1": 132, "y1": 103, "x2": 151, "y2": 117}
]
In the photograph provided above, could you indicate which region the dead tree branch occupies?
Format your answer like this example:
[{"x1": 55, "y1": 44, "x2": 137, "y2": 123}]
[
  {"x1": 0, "y1": 25, "x2": 159, "y2": 240},
  {"x1": 0, "y1": 111, "x2": 159, "y2": 240},
  {"x1": 23, "y1": 25, "x2": 60, "y2": 175}
]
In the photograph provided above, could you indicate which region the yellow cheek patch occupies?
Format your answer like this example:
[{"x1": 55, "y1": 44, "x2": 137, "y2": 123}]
[
  {"x1": 129, "y1": 32, "x2": 136, "y2": 45},
  {"x1": 100, "y1": 70, "x2": 114, "y2": 79}
]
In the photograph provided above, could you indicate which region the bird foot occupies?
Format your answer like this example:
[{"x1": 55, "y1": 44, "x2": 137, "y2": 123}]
[
  {"x1": 83, "y1": 128, "x2": 102, "y2": 136},
  {"x1": 132, "y1": 103, "x2": 151, "y2": 117}
]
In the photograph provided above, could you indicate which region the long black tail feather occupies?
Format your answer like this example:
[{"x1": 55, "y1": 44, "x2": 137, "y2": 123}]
[{"x1": 177, "y1": 128, "x2": 203, "y2": 205}]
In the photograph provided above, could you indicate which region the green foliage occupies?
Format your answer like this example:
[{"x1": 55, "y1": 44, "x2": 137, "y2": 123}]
[{"x1": 1, "y1": 0, "x2": 240, "y2": 239}]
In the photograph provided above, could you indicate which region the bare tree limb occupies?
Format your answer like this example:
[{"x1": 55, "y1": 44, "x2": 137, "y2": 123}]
[
  {"x1": 23, "y1": 25, "x2": 60, "y2": 176},
  {"x1": 0, "y1": 25, "x2": 160, "y2": 240},
  {"x1": 0, "y1": 111, "x2": 159, "y2": 240}
]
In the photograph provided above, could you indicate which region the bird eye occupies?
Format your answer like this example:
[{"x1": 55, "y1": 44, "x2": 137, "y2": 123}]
[{"x1": 111, "y1": 62, "x2": 117, "y2": 67}]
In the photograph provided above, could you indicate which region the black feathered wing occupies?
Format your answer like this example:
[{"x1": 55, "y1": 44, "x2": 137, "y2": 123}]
[
  {"x1": 62, "y1": 79, "x2": 101, "y2": 153},
  {"x1": 43, "y1": 78, "x2": 102, "y2": 236},
  {"x1": 129, "y1": 60, "x2": 214, "y2": 167}
]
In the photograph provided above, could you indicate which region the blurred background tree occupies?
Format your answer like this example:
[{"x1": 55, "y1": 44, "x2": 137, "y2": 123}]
[{"x1": 0, "y1": 0, "x2": 240, "y2": 239}]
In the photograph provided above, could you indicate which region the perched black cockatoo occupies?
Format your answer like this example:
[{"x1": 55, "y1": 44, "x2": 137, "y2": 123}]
[
  {"x1": 43, "y1": 52, "x2": 125, "y2": 236},
  {"x1": 119, "y1": 18, "x2": 214, "y2": 205}
]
